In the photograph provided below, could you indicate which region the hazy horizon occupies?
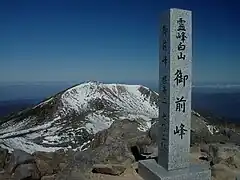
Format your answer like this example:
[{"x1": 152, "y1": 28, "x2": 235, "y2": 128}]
[
  {"x1": 1, "y1": 80, "x2": 240, "y2": 102},
  {"x1": 1, "y1": 81, "x2": 240, "y2": 123}
]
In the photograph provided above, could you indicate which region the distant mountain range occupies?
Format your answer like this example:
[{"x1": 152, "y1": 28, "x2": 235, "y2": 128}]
[
  {"x1": 1, "y1": 88, "x2": 240, "y2": 122},
  {"x1": 1, "y1": 81, "x2": 240, "y2": 101},
  {"x1": 193, "y1": 85, "x2": 240, "y2": 88}
]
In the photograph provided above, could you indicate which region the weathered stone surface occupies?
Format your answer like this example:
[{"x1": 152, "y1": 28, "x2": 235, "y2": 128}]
[
  {"x1": 228, "y1": 132, "x2": 240, "y2": 146},
  {"x1": 41, "y1": 174, "x2": 56, "y2": 180},
  {"x1": 33, "y1": 150, "x2": 71, "y2": 174},
  {"x1": 148, "y1": 122, "x2": 158, "y2": 142},
  {"x1": 6, "y1": 149, "x2": 35, "y2": 174},
  {"x1": 190, "y1": 145, "x2": 200, "y2": 153},
  {"x1": 139, "y1": 8, "x2": 211, "y2": 180},
  {"x1": 58, "y1": 163, "x2": 67, "y2": 171},
  {"x1": 1, "y1": 128, "x2": 240, "y2": 180},
  {"x1": 0, "y1": 172, "x2": 11, "y2": 180},
  {"x1": 211, "y1": 163, "x2": 236, "y2": 180},
  {"x1": 201, "y1": 143, "x2": 240, "y2": 166},
  {"x1": 138, "y1": 144, "x2": 154, "y2": 155},
  {"x1": 139, "y1": 159, "x2": 211, "y2": 180},
  {"x1": 0, "y1": 148, "x2": 9, "y2": 170},
  {"x1": 191, "y1": 112, "x2": 211, "y2": 135},
  {"x1": 87, "y1": 119, "x2": 150, "y2": 165},
  {"x1": 150, "y1": 117, "x2": 212, "y2": 146},
  {"x1": 35, "y1": 159, "x2": 54, "y2": 177},
  {"x1": 132, "y1": 162, "x2": 138, "y2": 171},
  {"x1": 157, "y1": 8, "x2": 192, "y2": 171},
  {"x1": 55, "y1": 119, "x2": 151, "y2": 179},
  {"x1": 13, "y1": 163, "x2": 40, "y2": 180},
  {"x1": 200, "y1": 143, "x2": 209, "y2": 153},
  {"x1": 33, "y1": 151, "x2": 55, "y2": 161},
  {"x1": 2, "y1": 120, "x2": 240, "y2": 180},
  {"x1": 92, "y1": 164, "x2": 126, "y2": 175},
  {"x1": 208, "y1": 144, "x2": 222, "y2": 165}
]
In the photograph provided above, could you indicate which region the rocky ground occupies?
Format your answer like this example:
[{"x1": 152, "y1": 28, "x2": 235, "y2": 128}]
[{"x1": 1, "y1": 119, "x2": 240, "y2": 180}]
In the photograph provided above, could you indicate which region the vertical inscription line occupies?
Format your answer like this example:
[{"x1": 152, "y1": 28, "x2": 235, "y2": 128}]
[{"x1": 158, "y1": 10, "x2": 170, "y2": 169}]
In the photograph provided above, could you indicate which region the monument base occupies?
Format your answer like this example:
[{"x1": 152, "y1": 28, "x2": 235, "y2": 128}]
[{"x1": 138, "y1": 159, "x2": 211, "y2": 180}]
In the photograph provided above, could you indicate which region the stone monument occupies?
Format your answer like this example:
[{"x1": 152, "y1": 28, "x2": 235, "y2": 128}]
[{"x1": 138, "y1": 8, "x2": 211, "y2": 180}]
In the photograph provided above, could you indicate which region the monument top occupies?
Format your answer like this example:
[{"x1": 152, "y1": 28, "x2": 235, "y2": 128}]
[{"x1": 170, "y1": 8, "x2": 191, "y2": 11}]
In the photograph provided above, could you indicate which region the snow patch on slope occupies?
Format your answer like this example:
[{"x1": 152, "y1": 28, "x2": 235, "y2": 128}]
[
  {"x1": 0, "y1": 117, "x2": 34, "y2": 135},
  {"x1": 0, "y1": 116, "x2": 63, "y2": 153},
  {"x1": 0, "y1": 82, "x2": 213, "y2": 153},
  {"x1": 0, "y1": 116, "x2": 61, "y2": 139},
  {"x1": 119, "y1": 114, "x2": 152, "y2": 131},
  {"x1": 85, "y1": 112, "x2": 113, "y2": 134},
  {"x1": 60, "y1": 82, "x2": 158, "y2": 118},
  {"x1": 207, "y1": 125, "x2": 219, "y2": 134},
  {"x1": 0, "y1": 137, "x2": 62, "y2": 154}
]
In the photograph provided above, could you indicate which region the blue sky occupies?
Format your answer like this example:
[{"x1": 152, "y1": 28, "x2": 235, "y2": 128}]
[{"x1": 0, "y1": 0, "x2": 239, "y2": 85}]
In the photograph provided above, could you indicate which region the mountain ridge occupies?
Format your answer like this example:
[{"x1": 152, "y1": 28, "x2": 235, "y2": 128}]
[
  {"x1": 0, "y1": 81, "x2": 160, "y2": 153},
  {"x1": 0, "y1": 81, "x2": 218, "y2": 155}
]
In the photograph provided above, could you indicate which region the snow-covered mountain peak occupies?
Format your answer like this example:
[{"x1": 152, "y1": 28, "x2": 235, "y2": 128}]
[
  {"x1": 0, "y1": 81, "x2": 215, "y2": 154},
  {"x1": 62, "y1": 81, "x2": 148, "y2": 98},
  {"x1": 59, "y1": 82, "x2": 157, "y2": 116},
  {"x1": 0, "y1": 82, "x2": 158, "y2": 153}
]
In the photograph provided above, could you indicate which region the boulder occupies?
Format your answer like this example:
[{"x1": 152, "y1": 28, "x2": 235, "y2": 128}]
[
  {"x1": 54, "y1": 119, "x2": 240, "y2": 180},
  {"x1": 58, "y1": 163, "x2": 67, "y2": 171},
  {"x1": 88, "y1": 119, "x2": 151, "y2": 165},
  {"x1": 220, "y1": 153, "x2": 240, "y2": 176},
  {"x1": 207, "y1": 134, "x2": 230, "y2": 144},
  {"x1": 6, "y1": 149, "x2": 35, "y2": 174},
  {"x1": 0, "y1": 148, "x2": 8, "y2": 170},
  {"x1": 219, "y1": 128, "x2": 234, "y2": 137},
  {"x1": 33, "y1": 152, "x2": 55, "y2": 161},
  {"x1": 33, "y1": 151, "x2": 69, "y2": 174},
  {"x1": 56, "y1": 167, "x2": 88, "y2": 180},
  {"x1": 208, "y1": 144, "x2": 222, "y2": 165},
  {"x1": 200, "y1": 143, "x2": 209, "y2": 153},
  {"x1": 191, "y1": 130, "x2": 209, "y2": 144},
  {"x1": 148, "y1": 122, "x2": 157, "y2": 142},
  {"x1": 0, "y1": 173, "x2": 11, "y2": 180},
  {"x1": 41, "y1": 174, "x2": 56, "y2": 180},
  {"x1": 13, "y1": 163, "x2": 40, "y2": 180},
  {"x1": 92, "y1": 164, "x2": 126, "y2": 175},
  {"x1": 35, "y1": 159, "x2": 54, "y2": 177},
  {"x1": 212, "y1": 163, "x2": 237, "y2": 180},
  {"x1": 190, "y1": 145, "x2": 200, "y2": 153},
  {"x1": 229, "y1": 133, "x2": 240, "y2": 145},
  {"x1": 55, "y1": 119, "x2": 152, "y2": 180},
  {"x1": 206, "y1": 144, "x2": 240, "y2": 166},
  {"x1": 131, "y1": 162, "x2": 138, "y2": 171},
  {"x1": 69, "y1": 169, "x2": 88, "y2": 180}
]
